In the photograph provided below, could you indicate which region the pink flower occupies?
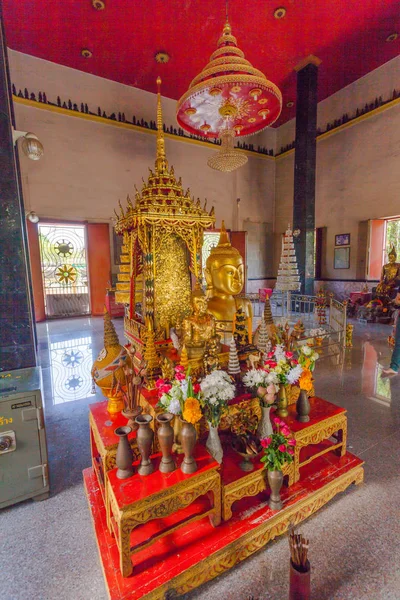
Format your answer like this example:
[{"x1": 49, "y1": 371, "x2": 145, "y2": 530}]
[
  {"x1": 257, "y1": 386, "x2": 267, "y2": 397},
  {"x1": 266, "y1": 384, "x2": 276, "y2": 395},
  {"x1": 265, "y1": 394, "x2": 275, "y2": 405},
  {"x1": 278, "y1": 444, "x2": 286, "y2": 452},
  {"x1": 266, "y1": 360, "x2": 277, "y2": 369},
  {"x1": 281, "y1": 427, "x2": 290, "y2": 437},
  {"x1": 155, "y1": 378, "x2": 166, "y2": 388},
  {"x1": 288, "y1": 447, "x2": 294, "y2": 455},
  {"x1": 291, "y1": 359, "x2": 299, "y2": 365},
  {"x1": 286, "y1": 351, "x2": 294, "y2": 359},
  {"x1": 267, "y1": 351, "x2": 274, "y2": 359},
  {"x1": 175, "y1": 372, "x2": 185, "y2": 381},
  {"x1": 261, "y1": 437, "x2": 272, "y2": 448},
  {"x1": 175, "y1": 365, "x2": 185, "y2": 373},
  {"x1": 273, "y1": 417, "x2": 281, "y2": 424},
  {"x1": 288, "y1": 438, "x2": 296, "y2": 446}
]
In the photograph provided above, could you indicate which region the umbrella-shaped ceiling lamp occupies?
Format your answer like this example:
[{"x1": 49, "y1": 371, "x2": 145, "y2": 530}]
[{"x1": 176, "y1": 19, "x2": 282, "y2": 172}]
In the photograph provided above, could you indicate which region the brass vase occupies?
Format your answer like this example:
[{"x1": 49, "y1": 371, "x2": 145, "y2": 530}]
[
  {"x1": 173, "y1": 414, "x2": 183, "y2": 453},
  {"x1": 296, "y1": 389, "x2": 311, "y2": 423},
  {"x1": 276, "y1": 384, "x2": 288, "y2": 418},
  {"x1": 115, "y1": 426, "x2": 134, "y2": 479},
  {"x1": 107, "y1": 395, "x2": 124, "y2": 415},
  {"x1": 122, "y1": 405, "x2": 143, "y2": 431},
  {"x1": 135, "y1": 414, "x2": 154, "y2": 476},
  {"x1": 289, "y1": 559, "x2": 311, "y2": 600},
  {"x1": 267, "y1": 469, "x2": 283, "y2": 510},
  {"x1": 156, "y1": 413, "x2": 176, "y2": 473},
  {"x1": 180, "y1": 418, "x2": 198, "y2": 474}
]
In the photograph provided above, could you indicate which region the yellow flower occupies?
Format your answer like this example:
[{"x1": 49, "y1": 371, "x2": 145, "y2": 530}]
[
  {"x1": 299, "y1": 369, "x2": 313, "y2": 392},
  {"x1": 183, "y1": 397, "x2": 202, "y2": 424}
]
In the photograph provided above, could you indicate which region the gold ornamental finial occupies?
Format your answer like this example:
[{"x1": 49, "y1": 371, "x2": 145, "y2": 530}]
[
  {"x1": 217, "y1": 220, "x2": 230, "y2": 247},
  {"x1": 155, "y1": 76, "x2": 168, "y2": 174}
]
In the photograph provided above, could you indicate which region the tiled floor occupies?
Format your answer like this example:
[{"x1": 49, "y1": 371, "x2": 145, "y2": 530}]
[{"x1": 1, "y1": 317, "x2": 400, "y2": 600}]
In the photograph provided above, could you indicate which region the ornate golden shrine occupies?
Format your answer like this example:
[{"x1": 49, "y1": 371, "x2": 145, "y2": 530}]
[{"x1": 114, "y1": 77, "x2": 215, "y2": 352}]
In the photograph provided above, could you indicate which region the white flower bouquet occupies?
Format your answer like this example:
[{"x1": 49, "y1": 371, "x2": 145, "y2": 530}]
[
  {"x1": 242, "y1": 368, "x2": 279, "y2": 407},
  {"x1": 263, "y1": 344, "x2": 303, "y2": 386},
  {"x1": 200, "y1": 370, "x2": 236, "y2": 427}
]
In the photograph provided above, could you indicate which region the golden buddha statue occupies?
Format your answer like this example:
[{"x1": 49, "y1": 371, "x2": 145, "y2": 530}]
[
  {"x1": 204, "y1": 222, "x2": 252, "y2": 338},
  {"x1": 182, "y1": 283, "x2": 218, "y2": 359},
  {"x1": 376, "y1": 247, "x2": 400, "y2": 299}
]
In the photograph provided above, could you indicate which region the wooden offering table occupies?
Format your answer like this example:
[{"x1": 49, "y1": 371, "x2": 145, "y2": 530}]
[
  {"x1": 221, "y1": 443, "x2": 294, "y2": 521},
  {"x1": 89, "y1": 402, "x2": 139, "y2": 503},
  {"x1": 105, "y1": 445, "x2": 221, "y2": 577},
  {"x1": 273, "y1": 397, "x2": 347, "y2": 483}
]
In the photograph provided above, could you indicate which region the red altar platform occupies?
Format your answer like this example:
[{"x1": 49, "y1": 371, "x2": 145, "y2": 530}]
[
  {"x1": 85, "y1": 396, "x2": 364, "y2": 599},
  {"x1": 84, "y1": 450, "x2": 363, "y2": 600}
]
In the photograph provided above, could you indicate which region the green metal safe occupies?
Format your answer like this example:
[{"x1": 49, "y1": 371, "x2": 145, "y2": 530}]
[{"x1": 0, "y1": 367, "x2": 49, "y2": 509}]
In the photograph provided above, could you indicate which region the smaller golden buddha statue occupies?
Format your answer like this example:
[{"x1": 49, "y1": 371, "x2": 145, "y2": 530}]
[
  {"x1": 181, "y1": 283, "x2": 217, "y2": 359},
  {"x1": 203, "y1": 334, "x2": 221, "y2": 374},
  {"x1": 376, "y1": 247, "x2": 400, "y2": 300},
  {"x1": 204, "y1": 221, "x2": 252, "y2": 340}
]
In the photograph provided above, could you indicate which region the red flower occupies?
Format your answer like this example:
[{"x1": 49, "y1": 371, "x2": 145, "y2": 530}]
[
  {"x1": 291, "y1": 359, "x2": 299, "y2": 366},
  {"x1": 288, "y1": 447, "x2": 294, "y2": 455},
  {"x1": 267, "y1": 351, "x2": 274, "y2": 359},
  {"x1": 193, "y1": 383, "x2": 201, "y2": 394},
  {"x1": 261, "y1": 437, "x2": 272, "y2": 448},
  {"x1": 278, "y1": 444, "x2": 286, "y2": 452},
  {"x1": 281, "y1": 427, "x2": 290, "y2": 437},
  {"x1": 265, "y1": 360, "x2": 277, "y2": 369},
  {"x1": 175, "y1": 365, "x2": 185, "y2": 373},
  {"x1": 175, "y1": 372, "x2": 185, "y2": 381},
  {"x1": 158, "y1": 383, "x2": 172, "y2": 395},
  {"x1": 155, "y1": 378, "x2": 166, "y2": 388},
  {"x1": 286, "y1": 351, "x2": 294, "y2": 359},
  {"x1": 288, "y1": 438, "x2": 296, "y2": 446},
  {"x1": 273, "y1": 417, "x2": 281, "y2": 424}
]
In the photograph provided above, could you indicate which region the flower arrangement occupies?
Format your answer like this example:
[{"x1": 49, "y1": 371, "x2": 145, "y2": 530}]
[
  {"x1": 260, "y1": 417, "x2": 296, "y2": 471},
  {"x1": 263, "y1": 344, "x2": 303, "y2": 386},
  {"x1": 200, "y1": 369, "x2": 236, "y2": 427},
  {"x1": 242, "y1": 368, "x2": 279, "y2": 407},
  {"x1": 297, "y1": 344, "x2": 319, "y2": 371},
  {"x1": 156, "y1": 365, "x2": 202, "y2": 425}
]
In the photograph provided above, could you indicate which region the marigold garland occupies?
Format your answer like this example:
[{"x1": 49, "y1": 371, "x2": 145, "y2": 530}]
[{"x1": 183, "y1": 397, "x2": 202, "y2": 424}]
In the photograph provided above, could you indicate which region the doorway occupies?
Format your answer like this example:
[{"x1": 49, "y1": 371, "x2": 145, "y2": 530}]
[{"x1": 38, "y1": 223, "x2": 90, "y2": 318}]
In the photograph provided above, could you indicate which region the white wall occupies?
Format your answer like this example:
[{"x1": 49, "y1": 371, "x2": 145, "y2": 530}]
[
  {"x1": 9, "y1": 51, "x2": 276, "y2": 282},
  {"x1": 275, "y1": 55, "x2": 400, "y2": 279}
]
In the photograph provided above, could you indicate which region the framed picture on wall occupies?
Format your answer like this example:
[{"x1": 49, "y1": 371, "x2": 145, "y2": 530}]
[
  {"x1": 335, "y1": 233, "x2": 350, "y2": 246},
  {"x1": 334, "y1": 247, "x2": 350, "y2": 269}
]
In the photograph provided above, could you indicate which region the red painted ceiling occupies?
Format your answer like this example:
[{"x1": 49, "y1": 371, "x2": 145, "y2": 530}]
[{"x1": 2, "y1": 0, "x2": 400, "y2": 126}]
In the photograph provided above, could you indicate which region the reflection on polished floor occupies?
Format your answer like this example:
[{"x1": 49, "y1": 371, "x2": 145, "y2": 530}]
[{"x1": 1, "y1": 317, "x2": 400, "y2": 600}]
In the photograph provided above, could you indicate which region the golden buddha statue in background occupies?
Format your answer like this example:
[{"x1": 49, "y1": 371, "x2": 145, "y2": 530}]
[
  {"x1": 204, "y1": 222, "x2": 252, "y2": 336},
  {"x1": 376, "y1": 247, "x2": 400, "y2": 299},
  {"x1": 182, "y1": 283, "x2": 217, "y2": 358}
]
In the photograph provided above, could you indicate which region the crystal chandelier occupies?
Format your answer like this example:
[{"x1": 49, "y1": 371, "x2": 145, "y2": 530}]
[{"x1": 207, "y1": 128, "x2": 248, "y2": 172}]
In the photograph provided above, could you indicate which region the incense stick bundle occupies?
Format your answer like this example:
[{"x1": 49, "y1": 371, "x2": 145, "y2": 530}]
[{"x1": 289, "y1": 531, "x2": 309, "y2": 571}]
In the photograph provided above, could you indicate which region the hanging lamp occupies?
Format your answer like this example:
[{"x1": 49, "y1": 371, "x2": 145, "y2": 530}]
[{"x1": 176, "y1": 13, "x2": 282, "y2": 171}]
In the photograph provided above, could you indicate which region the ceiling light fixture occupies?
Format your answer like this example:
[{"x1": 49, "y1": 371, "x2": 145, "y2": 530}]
[
  {"x1": 386, "y1": 33, "x2": 398, "y2": 42},
  {"x1": 92, "y1": 0, "x2": 105, "y2": 9},
  {"x1": 286, "y1": 101, "x2": 294, "y2": 108},
  {"x1": 155, "y1": 52, "x2": 170, "y2": 64},
  {"x1": 274, "y1": 7, "x2": 287, "y2": 19},
  {"x1": 81, "y1": 48, "x2": 93, "y2": 58},
  {"x1": 26, "y1": 211, "x2": 40, "y2": 224},
  {"x1": 177, "y1": 2, "x2": 282, "y2": 172}
]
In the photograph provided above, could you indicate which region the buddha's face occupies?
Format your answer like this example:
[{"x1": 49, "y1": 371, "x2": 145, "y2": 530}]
[
  {"x1": 192, "y1": 295, "x2": 208, "y2": 316},
  {"x1": 389, "y1": 253, "x2": 396, "y2": 264},
  {"x1": 207, "y1": 258, "x2": 244, "y2": 296}
]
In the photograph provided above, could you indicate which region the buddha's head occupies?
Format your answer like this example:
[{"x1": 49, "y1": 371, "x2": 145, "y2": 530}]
[
  {"x1": 191, "y1": 282, "x2": 208, "y2": 317},
  {"x1": 388, "y1": 247, "x2": 397, "y2": 263},
  {"x1": 205, "y1": 221, "x2": 244, "y2": 296}
]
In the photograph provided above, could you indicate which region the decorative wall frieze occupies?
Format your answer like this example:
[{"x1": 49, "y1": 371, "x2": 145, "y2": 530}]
[
  {"x1": 11, "y1": 85, "x2": 275, "y2": 159},
  {"x1": 276, "y1": 88, "x2": 400, "y2": 157}
]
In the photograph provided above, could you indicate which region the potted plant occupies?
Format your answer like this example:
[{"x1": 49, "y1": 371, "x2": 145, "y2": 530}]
[
  {"x1": 155, "y1": 365, "x2": 202, "y2": 473},
  {"x1": 200, "y1": 369, "x2": 236, "y2": 463},
  {"x1": 263, "y1": 344, "x2": 303, "y2": 417},
  {"x1": 296, "y1": 344, "x2": 319, "y2": 422},
  {"x1": 260, "y1": 417, "x2": 295, "y2": 510},
  {"x1": 242, "y1": 367, "x2": 279, "y2": 439}
]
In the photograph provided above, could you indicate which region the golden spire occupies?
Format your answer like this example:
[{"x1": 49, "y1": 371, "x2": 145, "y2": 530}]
[
  {"x1": 103, "y1": 307, "x2": 120, "y2": 348},
  {"x1": 155, "y1": 76, "x2": 168, "y2": 174}
]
